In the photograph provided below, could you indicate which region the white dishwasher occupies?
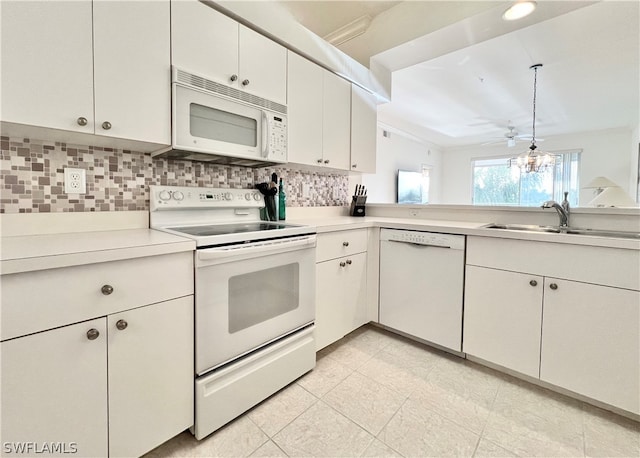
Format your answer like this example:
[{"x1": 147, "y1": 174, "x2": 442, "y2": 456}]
[{"x1": 379, "y1": 228, "x2": 465, "y2": 352}]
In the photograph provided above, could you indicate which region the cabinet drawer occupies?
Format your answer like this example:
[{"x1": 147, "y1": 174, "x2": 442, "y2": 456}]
[
  {"x1": 1, "y1": 252, "x2": 193, "y2": 341},
  {"x1": 316, "y1": 229, "x2": 367, "y2": 262},
  {"x1": 467, "y1": 236, "x2": 640, "y2": 291}
]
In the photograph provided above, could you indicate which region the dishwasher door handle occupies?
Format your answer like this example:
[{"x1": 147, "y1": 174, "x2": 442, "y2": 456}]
[{"x1": 388, "y1": 239, "x2": 451, "y2": 249}]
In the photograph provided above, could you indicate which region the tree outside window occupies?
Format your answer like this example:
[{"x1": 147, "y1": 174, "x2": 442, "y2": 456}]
[{"x1": 472, "y1": 151, "x2": 580, "y2": 206}]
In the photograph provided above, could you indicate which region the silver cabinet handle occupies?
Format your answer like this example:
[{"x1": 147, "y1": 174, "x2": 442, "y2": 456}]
[
  {"x1": 230, "y1": 74, "x2": 238, "y2": 82},
  {"x1": 549, "y1": 283, "x2": 558, "y2": 290},
  {"x1": 86, "y1": 328, "x2": 100, "y2": 340},
  {"x1": 116, "y1": 319, "x2": 128, "y2": 331},
  {"x1": 101, "y1": 121, "x2": 111, "y2": 130},
  {"x1": 101, "y1": 285, "x2": 114, "y2": 295},
  {"x1": 352, "y1": 164, "x2": 358, "y2": 168},
  {"x1": 339, "y1": 261, "x2": 346, "y2": 267},
  {"x1": 324, "y1": 159, "x2": 330, "y2": 164},
  {"x1": 242, "y1": 79, "x2": 250, "y2": 86},
  {"x1": 346, "y1": 259, "x2": 352, "y2": 265},
  {"x1": 77, "y1": 117, "x2": 88, "y2": 126},
  {"x1": 343, "y1": 241, "x2": 349, "y2": 247},
  {"x1": 529, "y1": 280, "x2": 538, "y2": 287}
]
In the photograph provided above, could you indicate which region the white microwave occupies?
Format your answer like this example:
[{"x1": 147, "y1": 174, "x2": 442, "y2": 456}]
[{"x1": 152, "y1": 68, "x2": 287, "y2": 167}]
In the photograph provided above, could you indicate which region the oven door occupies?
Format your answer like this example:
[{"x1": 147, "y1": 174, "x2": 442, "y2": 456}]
[
  {"x1": 194, "y1": 235, "x2": 316, "y2": 375},
  {"x1": 174, "y1": 84, "x2": 264, "y2": 160}
]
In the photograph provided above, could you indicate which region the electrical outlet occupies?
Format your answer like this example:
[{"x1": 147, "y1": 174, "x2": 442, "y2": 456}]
[
  {"x1": 64, "y1": 167, "x2": 86, "y2": 194},
  {"x1": 302, "y1": 183, "x2": 311, "y2": 198}
]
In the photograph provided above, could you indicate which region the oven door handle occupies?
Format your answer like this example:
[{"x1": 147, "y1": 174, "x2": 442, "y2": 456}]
[{"x1": 197, "y1": 236, "x2": 316, "y2": 264}]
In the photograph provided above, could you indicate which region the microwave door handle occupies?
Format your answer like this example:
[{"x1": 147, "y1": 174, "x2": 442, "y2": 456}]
[{"x1": 261, "y1": 111, "x2": 269, "y2": 158}]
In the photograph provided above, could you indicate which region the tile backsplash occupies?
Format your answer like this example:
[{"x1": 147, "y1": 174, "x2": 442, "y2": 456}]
[{"x1": 0, "y1": 137, "x2": 349, "y2": 213}]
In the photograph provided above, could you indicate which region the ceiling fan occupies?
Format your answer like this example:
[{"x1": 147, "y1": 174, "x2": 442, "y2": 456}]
[{"x1": 481, "y1": 125, "x2": 543, "y2": 148}]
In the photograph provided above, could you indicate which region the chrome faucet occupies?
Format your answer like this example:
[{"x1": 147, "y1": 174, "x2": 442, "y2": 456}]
[{"x1": 541, "y1": 193, "x2": 570, "y2": 227}]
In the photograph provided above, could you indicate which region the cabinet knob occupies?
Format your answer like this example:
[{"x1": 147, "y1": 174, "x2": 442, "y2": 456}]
[
  {"x1": 339, "y1": 261, "x2": 346, "y2": 267},
  {"x1": 549, "y1": 283, "x2": 558, "y2": 290},
  {"x1": 317, "y1": 159, "x2": 323, "y2": 164},
  {"x1": 346, "y1": 259, "x2": 352, "y2": 265},
  {"x1": 101, "y1": 284, "x2": 114, "y2": 295},
  {"x1": 101, "y1": 121, "x2": 112, "y2": 130},
  {"x1": 343, "y1": 241, "x2": 349, "y2": 247},
  {"x1": 86, "y1": 328, "x2": 100, "y2": 340},
  {"x1": 529, "y1": 280, "x2": 538, "y2": 287},
  {"x1": 242, "y1": 79, "x2": 250, "y2": 86},
  {"x1": 116, "y1": 319, "x2": 128, "y2": 331},
  {"x1": 230, "y1": 74, "x2": 238, "y2": 82},
  {"x1": 324, "y1": 159, "x2": 330, "y2": 164},
  {"x1": 352, "y1": 164, "x2": 358, "y2": 168},
  {"x1": 77, "y1": 117, "x2": 88, "y2": 126}
]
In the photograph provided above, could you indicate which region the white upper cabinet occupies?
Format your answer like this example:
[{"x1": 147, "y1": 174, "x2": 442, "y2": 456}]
[
  {"x1": 171, "y1": 0, "x2": 239, "y2": 88},
  {"x1": 1, "y1": 1, "x2": 94, "y2": 134},
  {"x1": 1, "y1": 0, "x2": 171, "y2": 145},
  {"x1": 287, "y1": 51, "x2": 351, "y2": 170},
  {"x1": 171, "y1": 0, "x2": 287, "y2": 105},
  {"x1": 93, "y1": 0, "x2": 170, "y2": 144},
  {"x1": 350, "y1": 85, "x2": 378, "y2": 173},
  {"x1": 322, "y1": 71, "x2": 351, "y2": 170},
  {"x1": 238, "y1": 25, "x2": 287, "y2": 105},
  {"x1": 287, "y1": 52, "x2": 323, "y2": 166}
]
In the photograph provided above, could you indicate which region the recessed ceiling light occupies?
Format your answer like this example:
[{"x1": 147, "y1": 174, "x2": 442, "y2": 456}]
[{"x1": 502, "y1": 1, "x2": 537, "y2": 21}]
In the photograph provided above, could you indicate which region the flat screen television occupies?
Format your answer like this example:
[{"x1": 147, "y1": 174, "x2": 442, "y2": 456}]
[{"x1": 397, "y1": 170, "x2": 423, "y2": 204}]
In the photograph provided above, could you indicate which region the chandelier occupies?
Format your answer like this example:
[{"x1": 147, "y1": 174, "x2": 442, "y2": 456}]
[{"x1": 508, "y1": 64, "x2": 557, "y2": 173}]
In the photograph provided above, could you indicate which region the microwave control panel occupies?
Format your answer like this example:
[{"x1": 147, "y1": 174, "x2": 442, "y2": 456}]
[{"x1": 268, "y1": 114, "x2": 287, "y2": 161}]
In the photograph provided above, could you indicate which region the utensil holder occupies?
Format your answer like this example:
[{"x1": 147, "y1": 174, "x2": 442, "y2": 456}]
[{"x1": 350, "y1": 196, "x2": 366, "y2": 217}]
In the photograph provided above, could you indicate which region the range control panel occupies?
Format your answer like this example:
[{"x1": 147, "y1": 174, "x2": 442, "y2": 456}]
[
  {"x1": 380, "y1": 229, "x2": 465, "y2": 250},
  {"x1": 150, "y1": 186, "x2": 263, "y2": 210}
]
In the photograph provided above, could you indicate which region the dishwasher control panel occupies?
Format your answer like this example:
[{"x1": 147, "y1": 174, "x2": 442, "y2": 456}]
[{"x1": 380, "y1": 229, "x2": 465, "y2": 250}]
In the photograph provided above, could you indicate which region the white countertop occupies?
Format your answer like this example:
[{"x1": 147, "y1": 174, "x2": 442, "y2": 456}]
[
  {"x1": 2, "y1": 214, "x2": 638, "y2": 275},
  {"x1": 288, "y1": 216, "x2": 640, "y2": 250},
  {"x1": 0, "y1": 229, "x2": 195, "y2": 274}
]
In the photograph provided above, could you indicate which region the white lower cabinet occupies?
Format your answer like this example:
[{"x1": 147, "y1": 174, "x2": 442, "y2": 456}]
[
  {"x1": 540, "y1": 278, "x2": 639, "y2": 414},
  {"x1": 316, "y1": 248, "x2": 367, "y2": 351},
  {"x1": 463, "y1": 266, "x2": 543, "y2": 378},
  {"x1": 1, "y1": 318, "x2": 109, "y2": 456},
  {"x1": 108, "y1": 296, "x2": 194, "y2": 457},
  {"x1": 1, "y1": 252, "x2": 194, "y2": 457},
  {"x1": 1, "y1": 297, "x2": 193, "y2": 457},
  {"x1": 464, "y1": 236, "x2": 640, "y2": 415},
  {"x1": 315, "y1": 229, "x2": 369, "y2": 351}
]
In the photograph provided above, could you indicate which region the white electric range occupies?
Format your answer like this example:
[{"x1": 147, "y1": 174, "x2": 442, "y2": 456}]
[{"x1": 150, "y1": 185, "x2": 317, "y2": 440}]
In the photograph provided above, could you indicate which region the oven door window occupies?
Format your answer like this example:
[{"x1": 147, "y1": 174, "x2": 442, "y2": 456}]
[
  {"x1": 190, "y1": 103, "x2": 257, "y2": 147},
  {"x1": 228, "y1": 262, "x2": 299, "y2": 333}
]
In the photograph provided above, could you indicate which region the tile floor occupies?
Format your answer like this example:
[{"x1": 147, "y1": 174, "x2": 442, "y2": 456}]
[{"x1": 146, "y1": 325, "x2": 639, "y2": 457}]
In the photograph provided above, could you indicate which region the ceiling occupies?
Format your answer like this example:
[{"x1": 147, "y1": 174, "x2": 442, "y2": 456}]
[{"x1": 278, "y1": 1, "x2": 639, "y2": 149}]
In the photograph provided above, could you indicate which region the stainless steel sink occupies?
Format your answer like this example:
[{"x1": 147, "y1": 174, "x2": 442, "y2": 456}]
[
  {"x1": 563, "y1": 228, "x2": 640, "y2": 240},
  {"x1": 483, "y1": 223, "x2": 562, "y2": 233},
  {"x1": 484, "y1": 223, "x2": 640, "y2": 240}
]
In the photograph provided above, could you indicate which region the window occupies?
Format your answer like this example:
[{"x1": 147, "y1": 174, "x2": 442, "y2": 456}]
[
  {"x1": 421, "y1": 165, "x2": 431, "y2": 204},
  {"x1": 472, "y1": 151, "x2": 581, "y2": 206}
]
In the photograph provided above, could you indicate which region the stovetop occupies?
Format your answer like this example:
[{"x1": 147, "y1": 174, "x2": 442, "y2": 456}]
[{"x1": 149, "y1": 185, "x2": 316, "y2": 247}]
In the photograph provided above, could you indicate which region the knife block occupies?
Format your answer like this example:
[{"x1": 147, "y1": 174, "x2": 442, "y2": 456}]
[{"x1": 349, "y1": 196, "x2": 366, "y2": 217}]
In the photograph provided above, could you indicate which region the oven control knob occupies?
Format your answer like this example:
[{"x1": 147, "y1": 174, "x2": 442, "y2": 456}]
[
  {"x1": 172, "y1": 191, "x2": 184, "y2": 201},
  {"x1": 245, "y1": 193, "x2": 252, "y2": 201},
  {"x1": 158, "y1": 190, "x2": 171, "y2": 201},
  {"x1": 223, "y1": 192, "x2": 233, "y2": 201},
  {"x1": 253, "y1": 193, "x2": 261, "y2": 201}
]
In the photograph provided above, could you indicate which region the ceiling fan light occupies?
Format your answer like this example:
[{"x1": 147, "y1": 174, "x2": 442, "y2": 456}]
[{"x1": 502, "y1": 1, "x2": 536, "y2": 21}]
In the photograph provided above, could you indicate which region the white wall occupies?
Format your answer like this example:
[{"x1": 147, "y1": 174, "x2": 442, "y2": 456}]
[
  {"x1": 362, "y1": 126, "x2": 442, "y2": 203},
  {"x1": 440, "y1": 128, "x2": 635, "y2": 206}
]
